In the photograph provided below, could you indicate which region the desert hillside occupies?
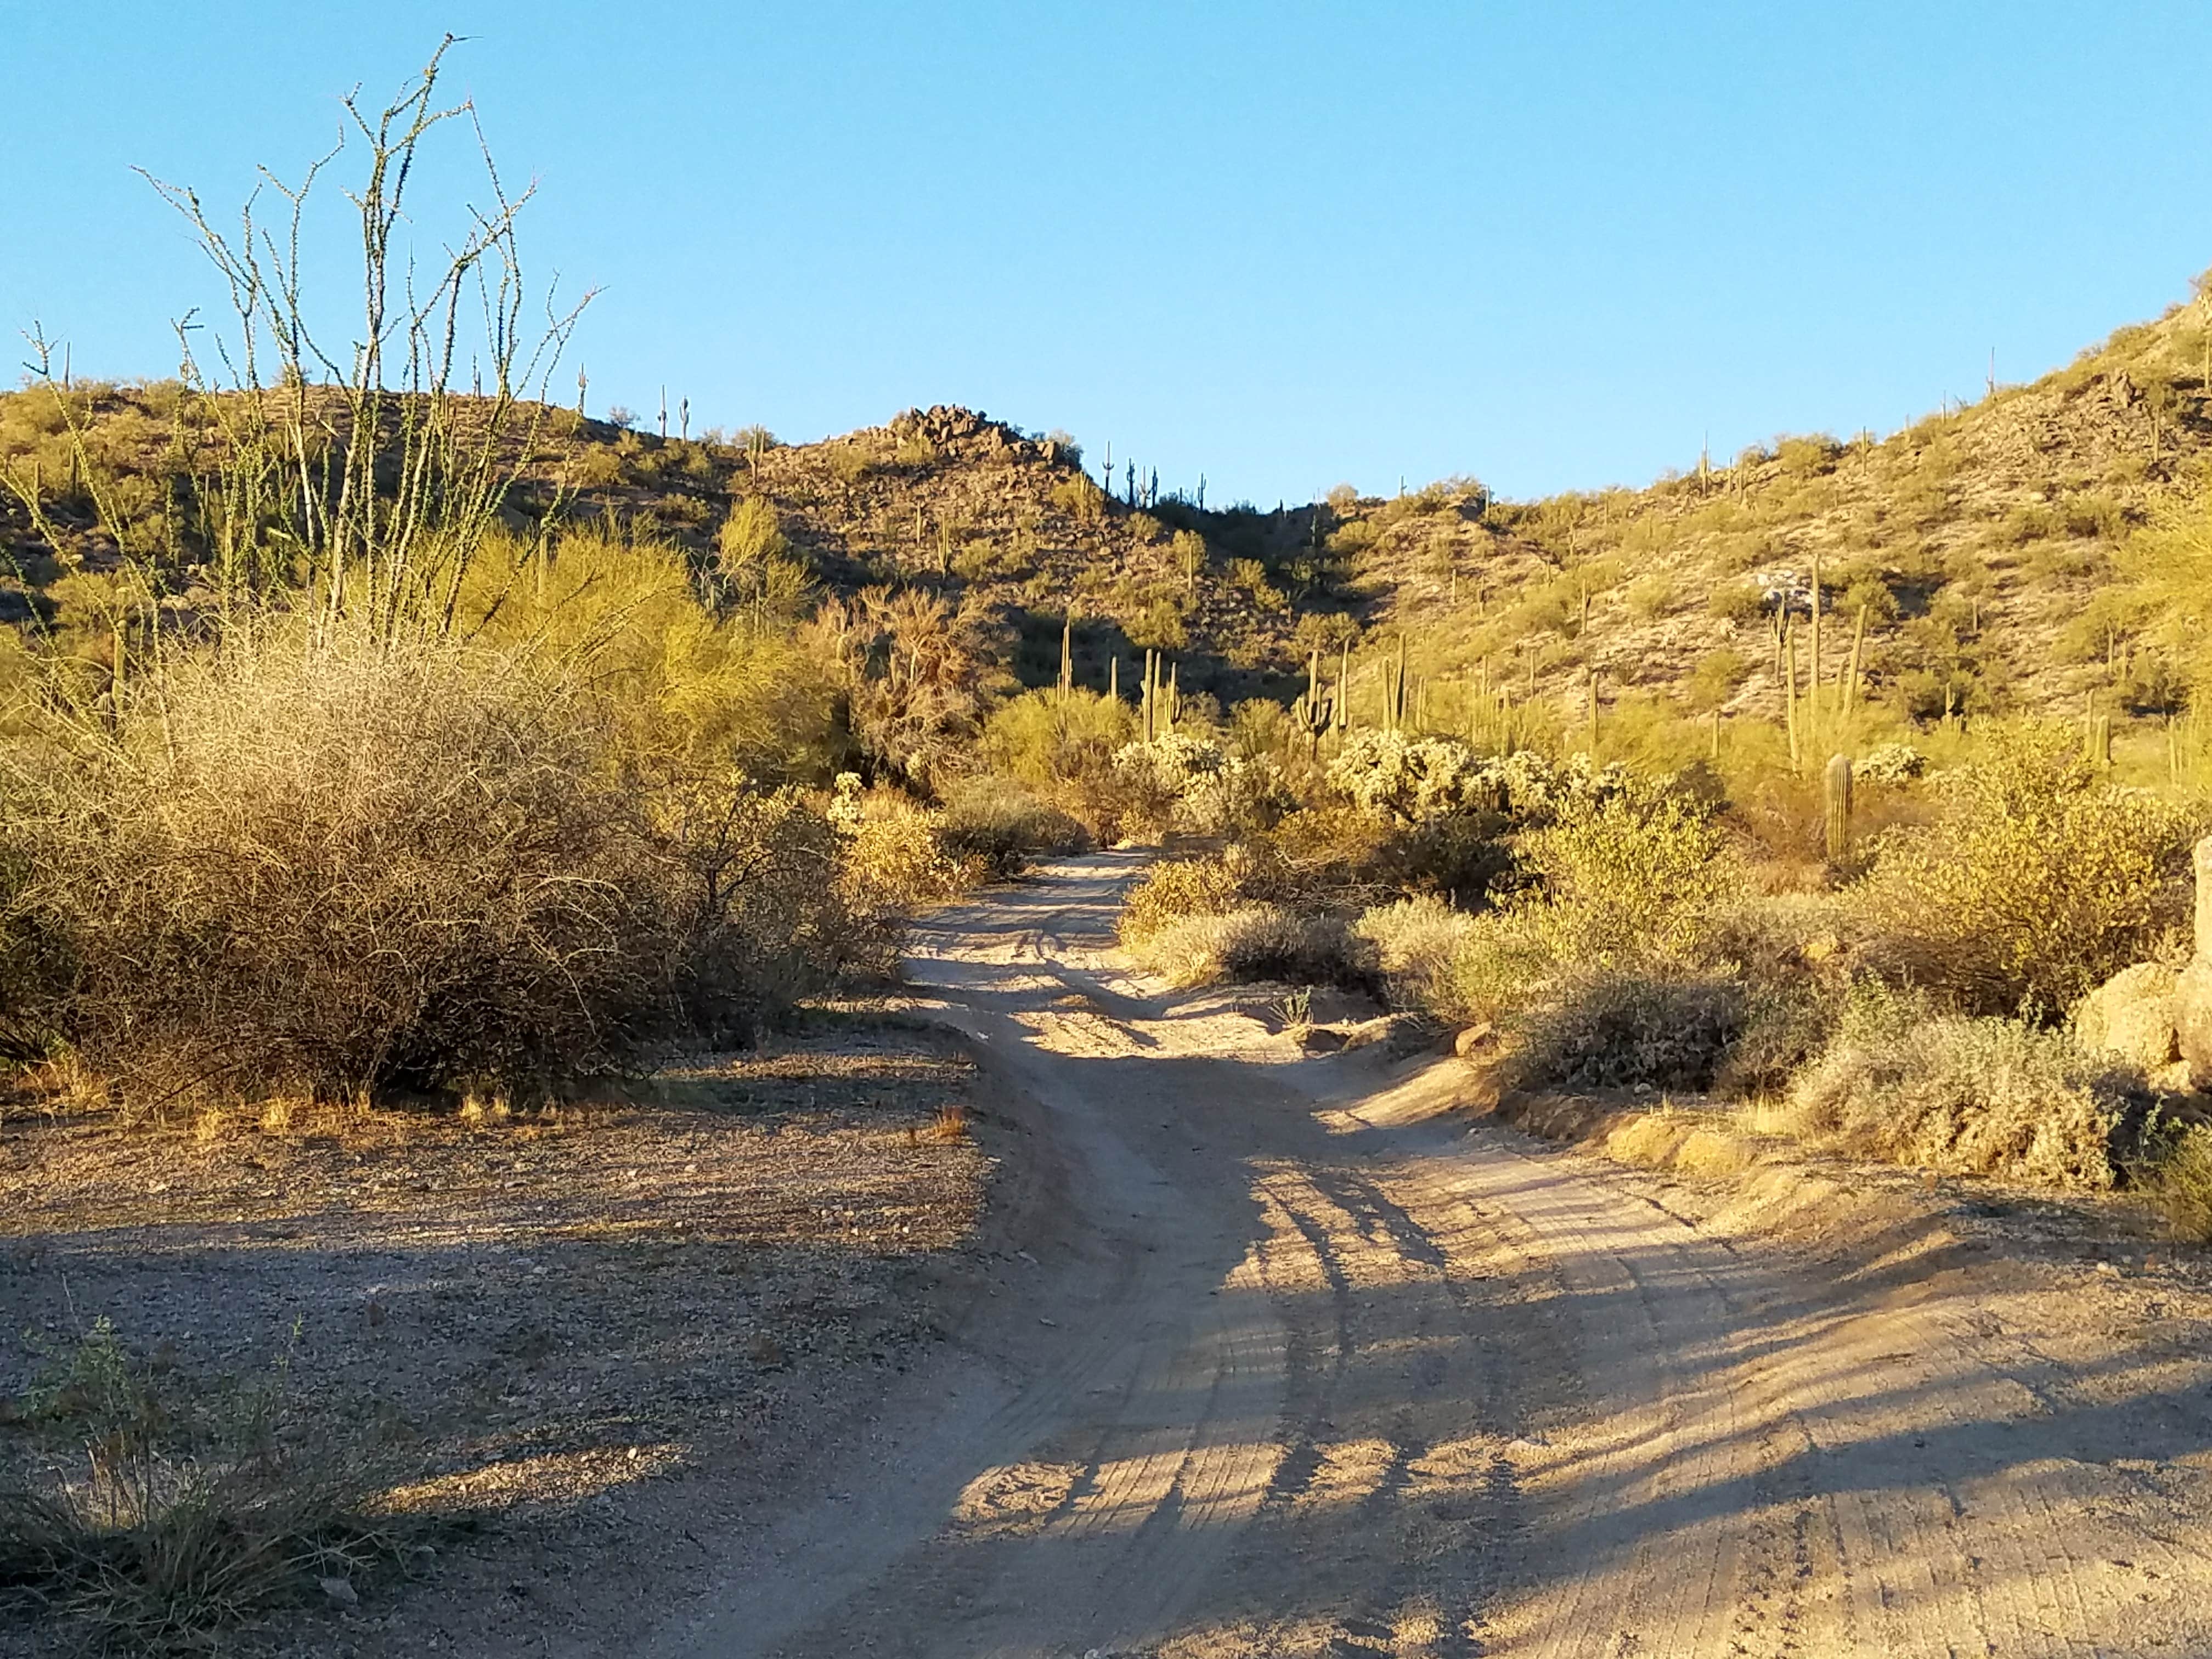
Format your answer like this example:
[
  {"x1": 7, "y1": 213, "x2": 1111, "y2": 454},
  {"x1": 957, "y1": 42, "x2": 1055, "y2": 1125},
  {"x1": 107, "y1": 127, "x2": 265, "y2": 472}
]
[{"x1": 8, "y1": 280, "x2": 2212, "y2": 730}]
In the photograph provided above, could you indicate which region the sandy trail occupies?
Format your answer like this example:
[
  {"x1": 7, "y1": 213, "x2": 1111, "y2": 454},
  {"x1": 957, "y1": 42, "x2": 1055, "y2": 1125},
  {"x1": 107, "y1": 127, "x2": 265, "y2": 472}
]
[{"x1": 647, "y1": 852, "x2": 2212, "y2": 1658}]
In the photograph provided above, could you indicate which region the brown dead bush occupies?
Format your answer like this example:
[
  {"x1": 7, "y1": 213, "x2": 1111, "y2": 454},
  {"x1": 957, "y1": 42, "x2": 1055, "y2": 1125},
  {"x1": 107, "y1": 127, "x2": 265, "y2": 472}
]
[{"x1": 0, "y1": 630, "x2": 864, "y2": 1108}]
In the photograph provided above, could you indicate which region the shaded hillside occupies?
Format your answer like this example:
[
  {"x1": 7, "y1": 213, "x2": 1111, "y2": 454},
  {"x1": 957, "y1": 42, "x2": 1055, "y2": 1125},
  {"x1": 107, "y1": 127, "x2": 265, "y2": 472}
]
[{"x1": 10, "y1": 279, "x2": 2212, "y2": 732}]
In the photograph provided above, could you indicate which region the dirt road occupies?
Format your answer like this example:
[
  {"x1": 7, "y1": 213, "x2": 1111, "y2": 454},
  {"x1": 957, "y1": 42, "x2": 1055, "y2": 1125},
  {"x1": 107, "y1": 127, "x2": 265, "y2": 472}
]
[{"x1": 648, "y1": 853, "x2": 2212, "y2": 1658}]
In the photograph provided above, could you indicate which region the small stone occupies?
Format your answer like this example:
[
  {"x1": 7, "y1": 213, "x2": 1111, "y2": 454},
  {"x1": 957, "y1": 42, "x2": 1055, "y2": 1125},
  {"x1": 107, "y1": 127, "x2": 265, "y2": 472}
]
[{"x1": 319, "y1": 1576, "x2": 359, "y2": 1607}]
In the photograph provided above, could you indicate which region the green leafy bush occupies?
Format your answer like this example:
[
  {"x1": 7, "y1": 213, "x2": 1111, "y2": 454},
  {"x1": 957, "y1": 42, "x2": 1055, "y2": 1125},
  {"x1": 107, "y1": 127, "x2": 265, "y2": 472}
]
[{"x1": 1850, "y1": 725, "x2": 2199, "y2": 1015}]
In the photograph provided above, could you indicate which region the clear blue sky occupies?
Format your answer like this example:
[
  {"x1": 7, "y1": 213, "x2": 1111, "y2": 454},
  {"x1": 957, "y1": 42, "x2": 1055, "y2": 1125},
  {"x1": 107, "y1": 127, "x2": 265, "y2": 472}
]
[{"x1": 4, "y1": 2, "x2": 2209, "y2": 507}]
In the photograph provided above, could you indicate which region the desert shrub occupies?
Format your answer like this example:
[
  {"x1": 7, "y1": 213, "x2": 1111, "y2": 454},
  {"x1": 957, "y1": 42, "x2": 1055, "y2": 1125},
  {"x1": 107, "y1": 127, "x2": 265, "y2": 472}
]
[
  {"x1": 1355, "y1": 896, "x2": 1481, "y2": 1016},
  {"x1": 1436, "y1": 780, "x2": 1736, "y2": 1019},
  {"x1": 934, "y1": 777, "x2": 1089, "y2": 877},
  {"x1": 1709, "y1": 578, "x2": 1769, "y2": 625},
  {"x1": 1684, "y1": 647, "x2": 1749, "y2": 711},
  {"x1": 1112, "y1": 735, "x2": 1285, "y2": 837},
  {"x1": 1850, "y1": 725, "x2": 2199, "y2": 1015},
  {"x1": 1118, "y1": 852, "x2": 1254, "y2": 946},
  {"x1": 980, "y1": 688, "x2": 1136, "y2": 790},
  {"x1": 2150, "y1": 1125, "x2": 2212, "y2": 1242},
  {"x1": 1227, "y1": 558, "x2": 1288, "y2": 613},
  {"x1": 1856, "y1": 741, "x2": 1926, "y2": 785},
  {"x1": 1512, "y1": 969, "x2": 1746, "y2": 1092},
  {"x1": 1624, "y1": 573, "x2": 1677, "y2": 619},
  {"x1": 1129, "y1": 902, "x2": 1372, "y2": 991},
  {"x1": 0, "y1": 1321, "x2": 402, "y2": 1650},
  {"x1": 1051, "y1": 473, "x2": 1105, "y2": 522},
  {"x1": 1783, "y1": 985, "x2": 2136, "y2": 1188},
  {"x1": 566, "y1": 444, "x2": 625, "y2": 490},
  {"x1": 1, "y1": 631, "x2": 859, "y2": 1105},
  {"x1": 464, "y1": 526, "x2": 837, "y2": 774},
  {"x1": 829, "y1": 777, "x2": 977, "y2": 925},
  {"x1": 1516, "y1": 785, "x2": 1733, "y2": 960},
  {"x1": 1364, "y1": 814, "x2": 1514, "y2": 907}
]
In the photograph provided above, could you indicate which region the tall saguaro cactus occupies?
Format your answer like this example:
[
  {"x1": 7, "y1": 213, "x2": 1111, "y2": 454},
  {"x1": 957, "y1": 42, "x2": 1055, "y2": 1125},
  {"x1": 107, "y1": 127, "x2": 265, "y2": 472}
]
[
  {"x1": 1824, "y1": 753, "x2": 1854, "y2": 862},
  {"x1": 1293, "y1": 647, "x2": 1334, "y2": 758}
]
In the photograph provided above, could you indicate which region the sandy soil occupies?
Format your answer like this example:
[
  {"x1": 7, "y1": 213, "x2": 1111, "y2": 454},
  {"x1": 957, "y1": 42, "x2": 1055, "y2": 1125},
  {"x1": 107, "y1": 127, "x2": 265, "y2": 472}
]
[
  {"x1": 15, "y1": 857, "x2": 2212, "y2": 1656},
  {"x1": 636, "y1": 851, "x2": 2212, "y2": 1658},
  {"x1": 0, "y1": 1014, "x2": 992, "y2": 1657}
]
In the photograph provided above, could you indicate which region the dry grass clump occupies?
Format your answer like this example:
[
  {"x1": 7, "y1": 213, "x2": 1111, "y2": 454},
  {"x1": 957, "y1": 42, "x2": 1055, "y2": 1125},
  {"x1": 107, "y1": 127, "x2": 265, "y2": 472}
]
[
  {"x1": 1128, "y1": 903, "x2": 1372, "y2": 991},
  {"x1": 1353, "y1": 895, "x2": 1482, "y2": 1017},
  {"x1": 0, "y1": 1322, "x2": 402, "y2": 1651},
  {"x1": 0, "y1": 629, "x2": 866, "y2": 1108},
  {"x1": 1783, "y1": 986, "x2": 2137, "y2": 1189}
]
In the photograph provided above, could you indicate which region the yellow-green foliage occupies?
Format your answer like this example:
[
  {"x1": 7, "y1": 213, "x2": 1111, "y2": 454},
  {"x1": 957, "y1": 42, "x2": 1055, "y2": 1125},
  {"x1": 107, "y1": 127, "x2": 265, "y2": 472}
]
[
  {"x1": 1119, "y1": 854, "x2": 1249, "y2": 946},
  {"x1": 1444, "y1": 787, "x2": 1734, "y2": 1016},
  {"x1": 1051, "y1": 473, "x2": 1105, "y2": 522},
  {"x1": 979, "y1": 688, "x2": 1136, "y2": 788},
  {"x1": 1851, "y1": 724, "x2": 2199, "y2": 1014},
  {"x1": 834, "y1": 787, "x2": 978, "y2": 919},
  {"x1": 459, "y1": 526, "x2": 837, "y2": 775}
]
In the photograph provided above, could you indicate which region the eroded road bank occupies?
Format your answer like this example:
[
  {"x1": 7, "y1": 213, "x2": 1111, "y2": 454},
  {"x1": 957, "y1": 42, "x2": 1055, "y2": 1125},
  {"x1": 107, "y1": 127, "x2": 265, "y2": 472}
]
[{"x1": 650, "y1": 851, "x2": 2212, "y2": 1658}]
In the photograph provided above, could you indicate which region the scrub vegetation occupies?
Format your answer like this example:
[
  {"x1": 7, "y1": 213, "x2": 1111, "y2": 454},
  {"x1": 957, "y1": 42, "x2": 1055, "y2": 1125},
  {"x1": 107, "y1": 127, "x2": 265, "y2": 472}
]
[{"x1": 16, "y1": 36, "x2": 2212, "y2": 1650}]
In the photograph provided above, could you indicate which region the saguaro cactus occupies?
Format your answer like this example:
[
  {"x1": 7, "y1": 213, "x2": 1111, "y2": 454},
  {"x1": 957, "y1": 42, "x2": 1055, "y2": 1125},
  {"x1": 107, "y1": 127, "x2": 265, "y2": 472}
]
[
  {"x1": 1293, "y1": 648, "x2": 1335, "y2": 757},
  {"x1": 1824, "y1": 752, "x2": 1854, "y2": 862}
]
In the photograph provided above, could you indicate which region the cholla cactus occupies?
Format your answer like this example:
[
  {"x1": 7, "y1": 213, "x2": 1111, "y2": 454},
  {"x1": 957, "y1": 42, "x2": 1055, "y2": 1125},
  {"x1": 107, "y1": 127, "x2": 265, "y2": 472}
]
[
  {"x1": 826, "y1": 771, "x2": 867, "y2": 832},
  {"x1": 1114, "y1": 732, "x2": 1227, "y2": 794},
  {"x1": 1113, "y1": 736, "x2": 1283, "y2": 834},
  {"x1": 1327, "y1": 729, "x2": 1491, "y2": 824},
  {"x1": 1857, "y1": 742, "x2": 1927, "y2": 785}
]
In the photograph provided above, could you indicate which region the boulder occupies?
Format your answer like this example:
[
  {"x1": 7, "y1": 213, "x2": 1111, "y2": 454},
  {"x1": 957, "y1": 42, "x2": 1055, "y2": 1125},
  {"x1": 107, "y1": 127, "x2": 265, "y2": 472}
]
[
  {"x1": 1453, "y1": 1022, "x2": 1498, "y2": 1059},
  {"x1": 2176, "y1": 837, "x2": 2212, "y2": 1086},
  {"x1": 2075, "y1": 962, "x2": 2180, "y2": 1071}
]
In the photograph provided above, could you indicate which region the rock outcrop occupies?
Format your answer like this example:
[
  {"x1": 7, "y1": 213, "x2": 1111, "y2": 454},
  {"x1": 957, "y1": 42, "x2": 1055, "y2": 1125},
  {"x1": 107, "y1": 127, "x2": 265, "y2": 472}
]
[
  {"x1": 2075, "y1": 962, "x2": 2181, "y2": 1072},
  {"x1": 2176, "y1": 839, "x2": 2212, "y2": 1087}
]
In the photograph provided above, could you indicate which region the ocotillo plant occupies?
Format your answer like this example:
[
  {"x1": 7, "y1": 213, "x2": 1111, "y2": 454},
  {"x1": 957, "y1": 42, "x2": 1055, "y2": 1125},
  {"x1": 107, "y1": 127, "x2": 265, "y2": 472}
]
[
  {"x1": 1824, "y1": 752, "x2": 1854, "y2": 862},
  {"x1": 1058, "y1": 616, "x2": 1074, "y2": 704}
]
